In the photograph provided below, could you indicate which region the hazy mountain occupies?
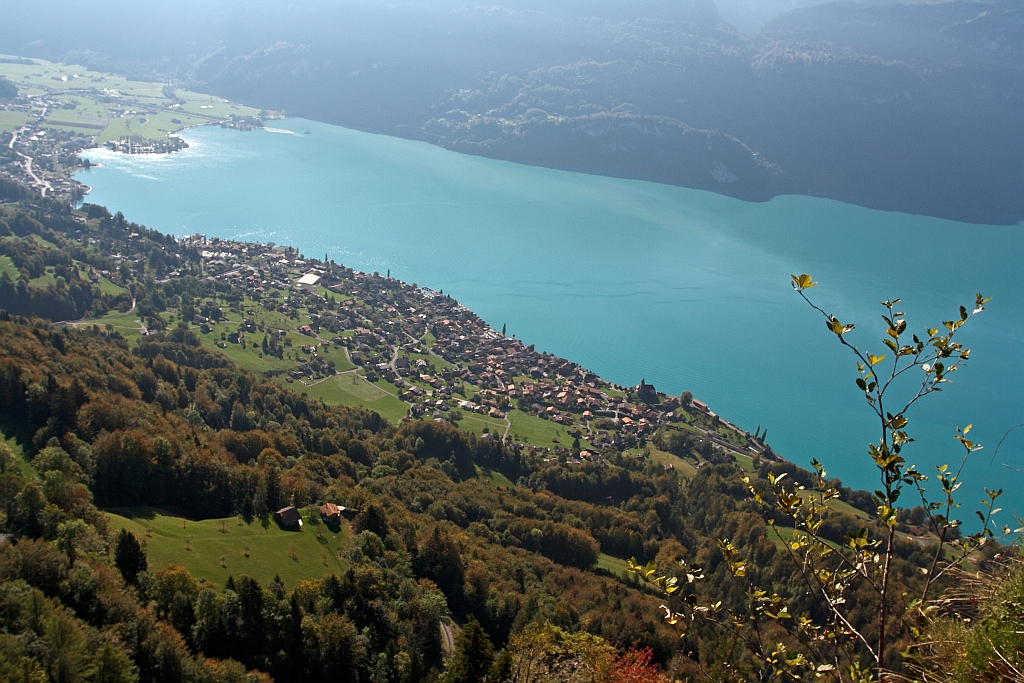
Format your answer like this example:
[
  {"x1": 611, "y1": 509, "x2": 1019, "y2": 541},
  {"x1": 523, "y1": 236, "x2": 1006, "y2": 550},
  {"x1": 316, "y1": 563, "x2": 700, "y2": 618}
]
[
  {"x1": 1, "y1": 0, "x2": 1020, "y2": 223},
  {"x1": 714, "y1": 0, "x2": 837, "y2": 34}
]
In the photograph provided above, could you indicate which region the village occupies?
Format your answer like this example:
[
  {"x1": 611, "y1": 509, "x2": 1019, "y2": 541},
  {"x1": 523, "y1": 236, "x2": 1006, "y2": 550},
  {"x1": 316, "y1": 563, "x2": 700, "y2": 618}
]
[
  {"x1": 162, "y1": 233, "x2": 773, "y2": 468},
  {"x1": 1, "y1": 94, "x2": 93, "y2": 200},
  {"x1": 0, "y1": 55, "x2": 271, "y2": 201},
  {"x1": 0, "y1": 54, "x2": 834, "y2": 476}
]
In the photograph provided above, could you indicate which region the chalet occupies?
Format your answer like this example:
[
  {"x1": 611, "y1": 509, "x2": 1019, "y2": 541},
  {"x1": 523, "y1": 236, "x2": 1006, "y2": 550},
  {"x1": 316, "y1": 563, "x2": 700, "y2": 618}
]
[
  {"x1": 275, "y1": 506, "x2": 302, "y2": 528},
  {"x1": 319, "y1": 502, "x2": 341, "y2": 523}
]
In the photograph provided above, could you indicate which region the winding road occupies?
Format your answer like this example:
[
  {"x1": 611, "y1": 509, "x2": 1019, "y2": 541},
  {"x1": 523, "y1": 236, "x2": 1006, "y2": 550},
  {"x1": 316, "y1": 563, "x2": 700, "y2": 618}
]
[{"x1": 8, "y1": 128, "x2": 52, "y2": 197}]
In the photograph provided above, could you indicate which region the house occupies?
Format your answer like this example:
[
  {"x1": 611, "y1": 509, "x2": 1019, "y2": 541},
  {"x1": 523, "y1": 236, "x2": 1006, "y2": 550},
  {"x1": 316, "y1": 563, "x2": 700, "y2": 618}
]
[
  {"x1": 319, "y1": 502, "x2": 341, "y2": 523},
  {"x1": 275, "y1": 506, "x2": 302, "y2": 528}
]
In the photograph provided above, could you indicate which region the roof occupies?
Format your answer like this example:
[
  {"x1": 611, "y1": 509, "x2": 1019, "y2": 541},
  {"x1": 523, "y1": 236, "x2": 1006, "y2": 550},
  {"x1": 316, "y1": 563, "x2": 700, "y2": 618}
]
[
  {"x1": 320, "y1": 502, "x2": 340, "y2": 517},
  {"x1": 275, "y1": 506, "x2": 301, "y2": 526},
  {"x1": 297, "y1": 273, "x2": 321, "y2": 286}
]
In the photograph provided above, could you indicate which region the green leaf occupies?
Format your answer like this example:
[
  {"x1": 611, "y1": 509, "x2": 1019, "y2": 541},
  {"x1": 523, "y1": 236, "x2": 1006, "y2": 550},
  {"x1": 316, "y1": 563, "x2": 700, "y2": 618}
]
[{"x1": 868, "y1": 354, "x2": 885, "y2": 366}]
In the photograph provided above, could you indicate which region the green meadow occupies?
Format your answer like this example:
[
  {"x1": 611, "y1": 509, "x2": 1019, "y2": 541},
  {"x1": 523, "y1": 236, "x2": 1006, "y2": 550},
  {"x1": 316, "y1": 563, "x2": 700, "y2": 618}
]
[
  {"x1": 106, "y1": 507, "x2": 352, "y2": 588},
  {"x1": 0, "y1": 110, "x2": 32, "y2": 133},
  {"x1": 0, "y1": 54, "x2": 261, "y2": 144},
  {"x1": 646, "y1": 444, "x2": 698, "y2": 478},
  {"x1": 302, "y1": 372, "x2": 409, "y2": 422},
  {"x1": 0, "y1": 255, "x2": 19, "y2": 279},
  {"x1": 457, "y1": 413, "x2": 508, "y2": 439},
  {"x1": 507, "y1": 409, "x2": 575, "y2": 448},
  {"x1": 596, "y1": 553, "x2": 630, "y2": 576}
]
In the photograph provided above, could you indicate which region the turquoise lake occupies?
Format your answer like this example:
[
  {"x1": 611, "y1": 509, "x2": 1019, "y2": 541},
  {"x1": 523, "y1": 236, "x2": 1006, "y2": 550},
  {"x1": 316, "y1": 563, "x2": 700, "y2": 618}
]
[{"x1": 77, "y1": 118, "x2": 1024, "y2": 521}]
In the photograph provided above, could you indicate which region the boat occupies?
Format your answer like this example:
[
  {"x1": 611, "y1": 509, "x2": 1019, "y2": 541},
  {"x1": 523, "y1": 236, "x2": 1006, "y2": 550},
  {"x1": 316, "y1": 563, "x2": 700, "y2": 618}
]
[{"x1": 305, "y1": 129, "x2": 311, "y2": 135}]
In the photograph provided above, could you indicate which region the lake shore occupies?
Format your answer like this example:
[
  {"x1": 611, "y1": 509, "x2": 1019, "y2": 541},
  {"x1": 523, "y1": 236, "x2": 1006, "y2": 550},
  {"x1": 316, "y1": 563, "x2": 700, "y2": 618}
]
[{"x1": 74, "y1": 118, "x2": 1024, "y2": 518}]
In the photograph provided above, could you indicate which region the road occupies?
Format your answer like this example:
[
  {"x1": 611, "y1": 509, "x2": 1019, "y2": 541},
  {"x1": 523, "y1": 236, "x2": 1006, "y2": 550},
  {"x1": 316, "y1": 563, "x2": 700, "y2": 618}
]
[
  {"x1": 8, "y1": 127, "x2": 52, "y2": 197},
  {"x1": 439, "y1": 619, "x2": 455, "y2": 653}
]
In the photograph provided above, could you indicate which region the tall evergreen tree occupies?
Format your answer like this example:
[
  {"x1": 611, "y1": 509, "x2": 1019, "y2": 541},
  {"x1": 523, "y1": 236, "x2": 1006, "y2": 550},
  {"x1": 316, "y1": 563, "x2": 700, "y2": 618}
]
[
  {"x1": 113, "y1": 529, "x2": 147, "y2": 585},
  {"x1": 441, "y1": 617, "x2": 494, "y2": 683},
  {"x1": 415, "y1": 526, "x2": 465, "y2": 608},
  {"x1": 354, "y1": 502, "x2": 390, "y2": 538}
]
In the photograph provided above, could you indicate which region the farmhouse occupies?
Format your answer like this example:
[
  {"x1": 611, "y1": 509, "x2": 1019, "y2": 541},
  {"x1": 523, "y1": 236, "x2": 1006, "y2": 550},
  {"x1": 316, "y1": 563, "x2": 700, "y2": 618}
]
[
  {"x1": 274, "y1": 506, "x2": 302, "y2": 528},
  {"x1": 319, "y1": 502, "x2": 344, "y2": 524}
]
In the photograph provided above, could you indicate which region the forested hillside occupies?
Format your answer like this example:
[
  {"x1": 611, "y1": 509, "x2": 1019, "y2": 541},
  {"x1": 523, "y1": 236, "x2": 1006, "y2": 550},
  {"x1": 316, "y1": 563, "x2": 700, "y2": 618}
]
[{"x1": 0, "y1": 197, "x2": 1017, "y2": 682}]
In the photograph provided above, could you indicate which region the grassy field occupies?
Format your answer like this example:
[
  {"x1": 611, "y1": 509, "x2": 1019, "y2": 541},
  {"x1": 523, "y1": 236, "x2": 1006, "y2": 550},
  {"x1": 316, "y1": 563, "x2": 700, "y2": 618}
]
[
  {"x1": 195, "y1": 331, "x2": 295, "y2": 375},
  {"x1": 95, "y1": 109, "x2": 212, "y2": 145},
  {"x1": 106, "y1": 507, "x2": 352, "y2": 588},
  {"x1": 29, "y1": 234, "x2": 59, "y2": 249},
  {"x1": 0, "y1": 110, "x2": 31, "y2": 133},
  {"x1": 507, "y1": 409, "x2": 573, "y2": 448},
  {"x1": 734, "y1": 452, "x2": 757, "y2": 474},
  {"x1": 647, "y1": 444, "x2": 697, "y2": 477},
  {"x1": 27, "y1": 272, "x2": 57, "y2": 288},
  {"x1": 457, "y1": 413, "x2": 507, "y2": 438},
  {"x1": 301, "y1": 372, "x2": 408, "y2": 422},
  {"x1": 90, "y1": 310, "x2": 146, "y2": 341},
  {"x1": 476, "y1": 466, "x2": 516, "y2": 488},
  {"x1": 95, "y1": 276, "x2": 126, "y2": 296},
  {"x1": 596, "y1": 553, "x2": 630, "y2": 576},
  {"x1": 0, "y1": 54, "x2": 261, "y2": 145},
  {"x1": 0, "y1": 255, "x2": 18, "y2": 279}
]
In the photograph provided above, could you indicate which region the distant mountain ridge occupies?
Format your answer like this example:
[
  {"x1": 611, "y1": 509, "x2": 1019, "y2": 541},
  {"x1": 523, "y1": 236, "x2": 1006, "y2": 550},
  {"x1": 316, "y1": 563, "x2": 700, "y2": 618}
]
[{"x1": 0, "y1": 0, "x2": 1020, "y2": 223}]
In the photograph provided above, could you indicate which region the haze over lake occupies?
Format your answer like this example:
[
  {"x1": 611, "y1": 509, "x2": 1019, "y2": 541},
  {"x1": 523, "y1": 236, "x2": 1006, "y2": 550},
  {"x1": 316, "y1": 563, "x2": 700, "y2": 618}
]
[{"x1": 78, "y1": 119, "x2": 1024, "y2": 519}]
